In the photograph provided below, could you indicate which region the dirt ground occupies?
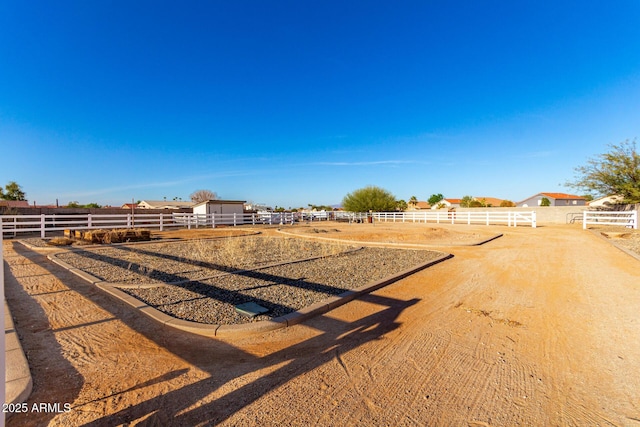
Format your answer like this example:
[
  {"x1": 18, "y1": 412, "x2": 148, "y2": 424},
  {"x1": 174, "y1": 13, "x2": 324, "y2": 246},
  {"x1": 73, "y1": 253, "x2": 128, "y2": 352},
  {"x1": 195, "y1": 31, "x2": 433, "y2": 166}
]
[{"x1": 4, "y1": 222, "x2": 640, "y2": 426}]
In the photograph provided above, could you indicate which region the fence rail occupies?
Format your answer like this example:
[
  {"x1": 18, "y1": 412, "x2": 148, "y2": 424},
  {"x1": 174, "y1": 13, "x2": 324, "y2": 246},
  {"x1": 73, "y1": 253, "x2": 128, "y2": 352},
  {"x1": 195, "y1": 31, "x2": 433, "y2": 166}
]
[
  {"x1": 0, "y1": 212, "x2": 302, "y2": 238},
  {"x1": 583, "y1": 210, "x2": 638, "y2": 229},
  {"x1": 0, "y1": 210, "x2": 538, "y2": 238}
]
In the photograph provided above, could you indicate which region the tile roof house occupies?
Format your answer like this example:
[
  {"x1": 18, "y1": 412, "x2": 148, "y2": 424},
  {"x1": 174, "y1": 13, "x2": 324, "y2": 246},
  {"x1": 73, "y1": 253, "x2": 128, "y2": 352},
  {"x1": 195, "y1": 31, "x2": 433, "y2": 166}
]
[
  {"x1": 588, "y1": 195, "x2": 624, "y2": 208},
  {"x1": 137, "y1": 200, "x2": 195, "y2": 209},
  {"x1": 0, "y1": 200, "x2": 30, "y2": 208},
  {"x1": 472, "y1": 197, "x2": 504, "y2": 207},
  {"x1": 433, "y1": 198, "x2": 462, "y2": 209},
  {"x1": 407, "y1": 201, "x2": 431, "y2": 210},
  {"x1": 517, "y1": 192, "x2": 586, "y2": 207}
]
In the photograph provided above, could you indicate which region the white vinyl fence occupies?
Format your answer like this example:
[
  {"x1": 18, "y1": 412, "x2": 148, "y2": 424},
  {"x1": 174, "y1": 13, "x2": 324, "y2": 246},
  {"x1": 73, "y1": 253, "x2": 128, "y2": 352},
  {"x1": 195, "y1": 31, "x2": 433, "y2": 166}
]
[
  {"x1": 0, "y1": 210, "x2": 537, "y2": 238},
  {"x1": 371, "y1": 210, "x2": 537, "y2": 228},
  {"x1": 0, "y1": 212, "x2": 296, "y2": 238},
  {"x1": 583, "y1": 210, "x2": 638, "y2": 229}
]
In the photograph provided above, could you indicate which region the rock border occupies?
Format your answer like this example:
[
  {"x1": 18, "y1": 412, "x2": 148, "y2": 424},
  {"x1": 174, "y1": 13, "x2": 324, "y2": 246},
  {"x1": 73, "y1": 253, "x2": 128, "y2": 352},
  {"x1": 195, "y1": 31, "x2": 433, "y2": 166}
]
[
  {"x1": 275, "y1": 228, "x2": 503, "y2": 247},
  {"x1": 588, "y1": 228, "x2": 640, "y2": 263}
]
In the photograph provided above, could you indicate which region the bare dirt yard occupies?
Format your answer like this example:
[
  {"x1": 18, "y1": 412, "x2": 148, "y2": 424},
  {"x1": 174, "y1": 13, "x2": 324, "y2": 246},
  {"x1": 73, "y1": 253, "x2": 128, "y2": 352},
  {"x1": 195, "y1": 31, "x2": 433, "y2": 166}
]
[{"x1": 4, "y1": 222, "x2": 640, "y2": 426}]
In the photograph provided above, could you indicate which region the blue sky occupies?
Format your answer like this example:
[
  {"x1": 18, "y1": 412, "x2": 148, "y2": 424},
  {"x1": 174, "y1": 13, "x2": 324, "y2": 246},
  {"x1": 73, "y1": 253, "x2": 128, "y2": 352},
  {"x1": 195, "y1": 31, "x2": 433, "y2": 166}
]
[{"x1": 1, "y1": 1, "x2": 639, "y2": 208}]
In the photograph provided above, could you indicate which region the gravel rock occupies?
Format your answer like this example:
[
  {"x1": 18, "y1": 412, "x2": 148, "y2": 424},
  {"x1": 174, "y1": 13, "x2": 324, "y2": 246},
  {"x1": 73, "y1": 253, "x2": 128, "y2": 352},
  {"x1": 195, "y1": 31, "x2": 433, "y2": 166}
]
[{"x1": 53, "y1": 236, "x2": 444, "y2": 325}]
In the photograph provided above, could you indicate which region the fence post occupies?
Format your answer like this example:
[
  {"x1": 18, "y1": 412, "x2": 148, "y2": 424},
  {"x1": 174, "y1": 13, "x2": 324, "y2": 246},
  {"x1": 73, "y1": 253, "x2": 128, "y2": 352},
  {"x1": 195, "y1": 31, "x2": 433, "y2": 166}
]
[
  {"x1": 41, "y1": 214, "x2": 46, "y2": 238},
  {"x1": 531, "y1": 211, "x2": 536, "y2": 228},
  {"x1": 212, "y1": 214, "x2": 216, "y2": 229},
  {"x1": 160, "y1": 213, "x2": 164, "y2": 231},
  {"x1": 583, "y1": 211, "x2": 587, "y2": 230},
  {"x1": 127, "y1": 213, "x2": 132, "y2": 228},
  {"x1": 633, "y1": 210, "x2": 638, "y2": 230},
  {"x1": 467, "y1": 212, "x2": 471, "y2": 225},
  {"x1": 87, "y1": 214, "x2": 92, "y2": 230},
  {"x1": 233, "y1": 213, "x2": 237, "y2": 227},
  {"x1": 486, "y1": 211, "x2": 489, "y2": 226},
  {"x1": 252, "y1": 214, "x2": 256, "y2": 226}
]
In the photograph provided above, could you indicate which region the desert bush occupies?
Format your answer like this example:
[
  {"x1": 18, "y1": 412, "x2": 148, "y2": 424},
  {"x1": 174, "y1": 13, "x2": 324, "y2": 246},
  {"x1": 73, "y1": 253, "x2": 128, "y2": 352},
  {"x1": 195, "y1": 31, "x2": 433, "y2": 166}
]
[{"x1": 46, "y1": 237, "x2": 74, "y2": 246}]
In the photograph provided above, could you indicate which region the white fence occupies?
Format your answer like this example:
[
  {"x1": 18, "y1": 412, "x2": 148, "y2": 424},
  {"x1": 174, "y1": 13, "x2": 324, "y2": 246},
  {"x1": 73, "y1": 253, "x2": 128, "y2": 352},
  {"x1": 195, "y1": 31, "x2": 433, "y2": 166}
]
[
  {"x1": 0, "y1": 210, "x2": 537, "y2": 238},
  {"x1": 583, "y1": 210, "x2": 638, "y2": 229},
  {"x1": 0, "y1": 212, "x2": 296, "y2": 238},
  {"x1": 371, "y1": 211, "x2": 536, "y2": 228}
]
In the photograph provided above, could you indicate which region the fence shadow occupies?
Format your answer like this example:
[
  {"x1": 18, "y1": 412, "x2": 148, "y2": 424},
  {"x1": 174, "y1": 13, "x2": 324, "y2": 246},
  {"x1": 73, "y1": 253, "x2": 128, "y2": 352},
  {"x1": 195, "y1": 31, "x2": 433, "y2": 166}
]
[
  {"x1": 6, "y1": 242, "x2": 420, "y2": 425},
  {"x1": 4, "y1": 250, "x2": 84, "y2": 426}
]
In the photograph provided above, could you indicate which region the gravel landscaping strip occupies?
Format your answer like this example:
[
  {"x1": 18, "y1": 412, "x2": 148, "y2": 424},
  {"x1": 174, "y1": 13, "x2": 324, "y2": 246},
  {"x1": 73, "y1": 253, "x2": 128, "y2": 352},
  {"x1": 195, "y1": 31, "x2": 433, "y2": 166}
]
[
  {"x1": 592, "y1": 226, "x2": 640, "y2": 258},
  {"x1": 51, "y1": 236, "x2": 444, "y2": 325}
]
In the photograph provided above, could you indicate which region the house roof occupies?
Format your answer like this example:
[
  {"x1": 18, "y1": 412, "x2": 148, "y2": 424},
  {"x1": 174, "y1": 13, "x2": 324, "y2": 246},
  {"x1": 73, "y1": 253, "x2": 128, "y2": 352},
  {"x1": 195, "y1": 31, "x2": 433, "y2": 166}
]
[
  {"x1": 444, "y1": 198, "x2": 462, "y2": 204},
  {"x1": 192, "y1": 199, "x2": 247, "y2": 208},
  {"x1": 588, "y1": 195, "x2": 623, "y2": 206},
  {"x1": 539, "y1": 192, "x2": 585, "y2": 200},
  {"x1": 415, "y1": 201, "x2": 431, "y2": 209},
  {"x1": 138, "y1": 200, "x2": 195, "y2": 209},
  {"x1": 0, "y1": 200, "x2": 29, "y2": 208}
]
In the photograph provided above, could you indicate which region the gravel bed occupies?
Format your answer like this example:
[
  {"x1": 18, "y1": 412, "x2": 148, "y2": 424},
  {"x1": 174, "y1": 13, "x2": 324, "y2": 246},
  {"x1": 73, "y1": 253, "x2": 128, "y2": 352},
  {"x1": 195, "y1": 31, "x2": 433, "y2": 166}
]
[
  {"x1": 124, "y1": 247, "x2": 443, "y2": 325},
  {"x1": 54, "y1": 236, "x2": 358, "y2": 284},
  {"x1": 51, "y1": 235, "x2": 444, "y2": 325}
]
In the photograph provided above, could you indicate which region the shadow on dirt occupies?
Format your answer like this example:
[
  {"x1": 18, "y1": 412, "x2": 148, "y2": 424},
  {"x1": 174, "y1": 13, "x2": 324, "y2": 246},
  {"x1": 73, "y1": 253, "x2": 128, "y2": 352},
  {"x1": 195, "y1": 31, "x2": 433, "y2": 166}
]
[{"x1": 6, "y1": 242, "x2": 420, "y2": 425}]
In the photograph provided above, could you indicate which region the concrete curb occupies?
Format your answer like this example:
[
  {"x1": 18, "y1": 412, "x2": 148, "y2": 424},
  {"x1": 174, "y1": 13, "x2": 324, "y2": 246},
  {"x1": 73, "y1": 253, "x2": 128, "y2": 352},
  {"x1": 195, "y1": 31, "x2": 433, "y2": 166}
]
[
  {"x1": 46, "y1": 246, "x2": 453, "y2": 338},
  {"x1": 4, "y1": 300, "x2": 33, "y2": 405},
  {"x1": 275, "y1": 229, "x2": 503, "y2": 247}
]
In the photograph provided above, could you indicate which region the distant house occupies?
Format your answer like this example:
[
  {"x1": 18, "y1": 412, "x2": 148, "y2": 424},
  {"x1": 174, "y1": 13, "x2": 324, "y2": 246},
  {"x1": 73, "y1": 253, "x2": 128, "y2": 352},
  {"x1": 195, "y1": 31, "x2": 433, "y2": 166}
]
[
  {"x1": 121, "y1": 203, "x2": 138, "y2": 209},
  {"x1": 472, "y1": 197, "x2": 504, "y2": 207},
  {"x1": 588, "y1": 195, "x2": 624, "y2": 208},
  {"x1": 433, "y1": 198, "x2": 461, "y2": 209},
  {"x1": 517, "y1": 192, "x2": 586, "y2": 207},
  {"x1": 407, "y1": 201, "x2": 430, "y2": 210},
  {"x1": 0, "y1": 200, "x2": 29, "y2": 208},
  {"x1": 192, "y1": 200, "x2": 246, "y2": 216},
  {"x1": 137, "y1": 200, "x2": 195, "y2": 209}
]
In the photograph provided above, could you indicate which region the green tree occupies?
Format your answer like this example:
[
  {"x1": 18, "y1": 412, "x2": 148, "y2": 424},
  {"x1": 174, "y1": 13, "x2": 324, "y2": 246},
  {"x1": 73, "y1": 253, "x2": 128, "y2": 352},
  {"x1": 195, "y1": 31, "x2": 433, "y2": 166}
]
[
  {"x1": 460, "y1": 195, "x2": 474, "y2": 207},
  {"x1": 342, "y1": 186, "x2": 397, "y2": 212},
  {"x1": 427, "y1": 193, "x2": 444, "y2": 205},
  {"x1": 540, "y1": 197, "x2": 551, "y2": 207},
  {"x1": 396, "y1": 199, "x2": 408, "y2": 211},
  {"x1": 500, "y1": 200, "x2": 516, "y2": 207},
  {"x1": 2, "y1": 181, "x2": 26, "y2": 201},
  {"x1": 409, "y1": 195, "x2": 418, "y2": 207},
  {"x1": 568, "y1": 139, "x2": 640, "y2": 203}
]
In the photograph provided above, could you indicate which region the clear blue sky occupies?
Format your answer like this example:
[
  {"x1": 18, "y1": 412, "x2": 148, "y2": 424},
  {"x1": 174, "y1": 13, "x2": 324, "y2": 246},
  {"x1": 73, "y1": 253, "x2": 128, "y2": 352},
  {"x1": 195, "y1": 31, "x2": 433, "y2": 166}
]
[{"x1": 1, "y1": 1, "x2": 639, "y2": 208}]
